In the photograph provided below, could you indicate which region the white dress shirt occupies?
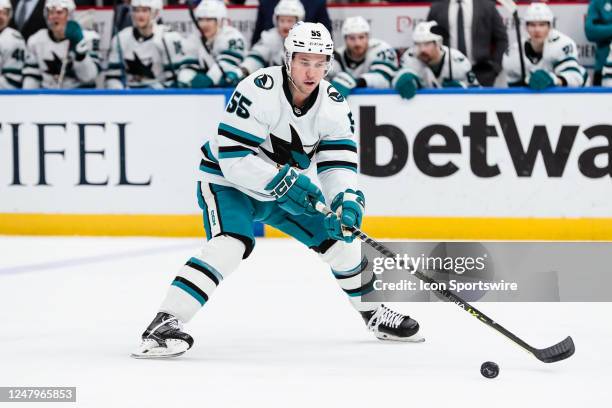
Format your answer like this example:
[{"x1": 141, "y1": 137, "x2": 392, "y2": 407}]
[{"x1": 448, "y1": 0, "x2": 474, "y2": 62}]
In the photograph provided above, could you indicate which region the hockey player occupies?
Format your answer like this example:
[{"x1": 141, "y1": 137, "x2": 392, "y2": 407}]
[
  {"x1": 503, "y1": 3, "x2": 587, "y2": 89},
  {"x1": 603, "y1": 45, "x2": 612, "y2": 87},
  {"x1": 328, "y1": 16, "x2": 398, "y2": 97},
  {"x1": 0, "y1": 0, "x2": 26, "y2": 89},
  {"x1": 393, "y1": 21, "x2": 478, "y2": 100},
  {"x1": 228, "y1": 0, "x2": 304, "y2": 85},
  {"x1": 132, "y1": 22, "x2": 422, "y2": 359},
  {"x1": 178, "y1": 0, "x2": 247, "y2": 88},
  {"x1": 105, "y1": 0, "x2": 193, "y2": 89},
  {"x1": 22, "y1": 0, "x2": 100, "y2": 89}
]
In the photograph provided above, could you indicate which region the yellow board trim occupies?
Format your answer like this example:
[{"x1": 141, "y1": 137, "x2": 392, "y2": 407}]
[{"x1": 1, "y1": 213, "x2": 611, "y2": 240}]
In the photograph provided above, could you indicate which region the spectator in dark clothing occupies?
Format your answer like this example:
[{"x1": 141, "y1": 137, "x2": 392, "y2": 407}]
[
  {"x1": 427, "y1": 0, "x2": 508, "y2": 86},
  {"x1": 251, "y1": 0, "x2": 331, "y2": 46},
  {"x1": 585, "y1": 0, "x2": 612, "y2": 85},
  {"x1": 10, "y1": 0, "x2": 46, "y2": 41}
]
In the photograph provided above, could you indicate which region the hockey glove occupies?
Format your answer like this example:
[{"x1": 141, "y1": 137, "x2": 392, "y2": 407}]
[
  {"x1": 442, "y1": 79, "x2": 465, "y2": 88},
  {"x1": 190, "y1": 73, "x2": 214, "y2": 88},
  {"x1": 331, "y1": 72, "x2": 358, "y2": 97},
  {"x1": 224, "y1": 70, "x2": 242, "y2": 87},
  {"x1": 394, "y1": 72, "x2": 419, "y2": 100},
  {"x1": 529, "y1": 70, "x2": 557, "y2": 90},
  {"x1": 265, "y1": 164, "x2": 323, "y2": 216},
  {"x1": 65, "y1": 21, "x2": 86, "y2": 57},
  {"x1": 323, "y1": 189, "x2": 365, "y2": 243}
]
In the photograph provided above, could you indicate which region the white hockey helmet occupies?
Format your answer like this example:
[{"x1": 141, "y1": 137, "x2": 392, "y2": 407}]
[
  {"x1": 284, "y1": 22, "x2": 334, "y2": 74},
  {"x1": 412, "y1": 21, "x2": 443, "y2": 45},
  {"x1": 274, "y1": 0, "x2": 305, "y2": 22},
  {"x1": 195, "y1": 0, "x2": 227, "y2": 21},
  {"x1": 524, "y1": 3, "x2": 554, "y2": 24},
  {"x1": 45, "y1": 0, "x2": 76, "y2": 13},
  {"x1": 0, "y1": 0, "x2": 12, "y2": 11},
  {"x1": 131, "y1": 0, "x2": 163, "y2": 12},
  {"x1": 341, "y1": 16, "x2": 370, "y2": 37}
]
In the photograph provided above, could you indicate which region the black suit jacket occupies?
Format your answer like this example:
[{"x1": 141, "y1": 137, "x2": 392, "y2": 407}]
[
  {"x1": 10, "y1": 0, "x2": 47, "y2": 42},
  {"x1": 427, "y1": 0, "x2": 508, "y2": 85},
  {"x1": 251, "y1": 0, "x2": 332, "y2": 46}
]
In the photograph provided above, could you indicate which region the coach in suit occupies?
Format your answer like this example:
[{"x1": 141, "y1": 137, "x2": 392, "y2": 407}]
[
  {"x1": 427, "y1": 0, "x2": 508, "y2": 86},
  {"x1": 10, "y1": 0, "x2": 46, "y2": 42}
]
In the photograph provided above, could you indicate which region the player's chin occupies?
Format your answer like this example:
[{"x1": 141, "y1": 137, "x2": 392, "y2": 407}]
[{"x1": 302, "y1": 80, "x2": 318, "y2": 90}]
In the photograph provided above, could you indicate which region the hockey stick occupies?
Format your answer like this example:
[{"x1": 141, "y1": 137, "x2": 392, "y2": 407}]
[
  {"x1": 315, "y1": 202, "x2": 575, "y2": 363},
  {"x1": 160, "y1": 33, "x2": 179, "y2": 86},
  {"x1": 111, "y1": 0, "x2": 127, "y2": 87},
  {"x1": 498, "y1": 0, "x2": 526, "y2": 85}
]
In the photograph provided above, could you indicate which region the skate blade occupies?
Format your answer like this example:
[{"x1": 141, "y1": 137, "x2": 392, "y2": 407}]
[
  {"x1": 375, "y1": 333, "x2": 425, "y2": 343},
  {"x1": 131, "y1": 339, "x2": 190, "y2": 359}
]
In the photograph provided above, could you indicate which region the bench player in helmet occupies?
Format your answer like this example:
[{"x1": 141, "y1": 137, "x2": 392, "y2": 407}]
[
  {"x1": 329, "y1": 16, "x2": 398, "y2": 97},
  {"x1": 503, "y1": 3, "x2": 587, "y2": 89},
  {"x1": 0, "y1": 0, "x2": 26, "y2": 89},
  {"x1": 23, "y1": 0, "x2": 100, "y2": 89},
  {"x1": 227, "y1": 0, "x2": 304, "y2": 85},
  {"x1": 132, "y1": 22, "x2": 423, "y2": 359},
  {"x1": 178, "y1": 0, "x2": 247, "y2": 88},
  {"x1": 393, "y1": 21, "x2": 478, "y2": 100},
  {"x1": 105, "y1": 0, "x2": 193, "y2": 89},
  {"x1": 602, "y1": 45, "x2": 612, "y2": 87}
]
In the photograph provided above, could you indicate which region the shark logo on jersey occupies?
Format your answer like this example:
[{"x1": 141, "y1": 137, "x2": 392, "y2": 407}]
[
  {"x1": 44, "y1": 52, "x2": 71, "y2": 76},
  {"x1": 261, "y1": 125, "x2": 317, "y2": 169},
  {"x1": 327, "y1": 85, "x2": 344, "y2": 102},
  {"x1": 125, "y1": 53, "x2": 155, "y2": 79},
  {"x1": 254, "y1": 73, "x2": 274, "y2": 90}
]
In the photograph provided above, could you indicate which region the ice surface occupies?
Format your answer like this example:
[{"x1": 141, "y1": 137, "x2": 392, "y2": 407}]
[{"x1": 1, "y1": 236, "x2": 610, "y2": 407}]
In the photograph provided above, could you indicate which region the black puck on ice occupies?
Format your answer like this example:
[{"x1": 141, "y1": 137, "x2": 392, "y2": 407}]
[{"x1": 480, "y1": 361, "x2": 499, "y2": 378}]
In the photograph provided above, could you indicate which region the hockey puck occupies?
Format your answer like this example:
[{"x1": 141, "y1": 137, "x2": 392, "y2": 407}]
[{"x1": 480, "y1": 361, "x2": 499, "y2": 378}]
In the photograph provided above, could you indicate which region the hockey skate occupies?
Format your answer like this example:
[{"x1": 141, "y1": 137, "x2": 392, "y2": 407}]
[
  {"x1": 361, "y1": 304, "x2": 424, "y2": 343},
  {"x1": 131, "y1": 312, "x2": 194, "y2": 359}
]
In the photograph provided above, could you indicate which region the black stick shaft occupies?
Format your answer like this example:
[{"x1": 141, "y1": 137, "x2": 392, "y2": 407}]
[{"x1": 514, "y1": 11, "x2": 526, "y2": 85}]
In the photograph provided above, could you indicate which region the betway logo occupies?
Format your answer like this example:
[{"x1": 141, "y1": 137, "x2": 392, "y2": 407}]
[{"x1": 359, "y1": 107, "x2": 611, "y2": 178}]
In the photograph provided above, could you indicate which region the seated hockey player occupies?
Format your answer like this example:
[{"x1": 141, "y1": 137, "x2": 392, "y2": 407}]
[
  {"x1": 393, "y1": 21, "x2": 478, "y2": 100},
  {"x1": 328, "y1": 16, "x2": 398, "y2": 97},
  {"x1": 22, "y1": 0, "x2": 100, "y2": 89},
  {"x1": 227, "y1": 0, "x2": 304, "y2": 85},
  {"x1": 132, "y1": 22, "x2": 423, "y2": 359},
  {"x1": 503, "y1": 3, "x2": 587, "y2": 89},
  {"x1": 0, "y1": 0, "x2": 26, "y2": 89},
  {"x1": 177, "y1": 0, "x2": 247, "y2": 88},
  {"x1": 105, "y1": 0, "x2": 192, "y2": 89},
  {"x1": 603, "y1": 45, "x2": 612, "y2": 87}
]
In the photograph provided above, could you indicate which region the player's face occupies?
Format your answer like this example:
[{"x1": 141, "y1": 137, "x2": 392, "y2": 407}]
[
  {"x1": 526, "y1": 22, "x2": 551, "y2": 46},
  {"x1": 415, "y1": 41, "x2": 440, "y2": 64},
  {"x1": 0, "y1": 8, "x2": 10, "y2": 31},
  {"x1": 198, "y1": 18, "x2": 219, "y2": 39},
  {"x1": 345, "y1": 33, "x2": 368, "y2": 60},
  {"x1": 132, "y1": 6, "x2": 154, "y2": 30},
  {"x1": 290, "y1": 53, "x2": 328, "y2": 94},
  {"x1": 277, "y1": 16, "x2": 298, "y2": 38},
  {"x1": 46, "y1": 7, "x2": 69, "y2": 33}
]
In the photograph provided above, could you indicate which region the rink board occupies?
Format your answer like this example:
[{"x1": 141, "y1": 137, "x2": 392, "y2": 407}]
[{"x1": 0, "y1": 88, "x2": 611, "y2": 239}]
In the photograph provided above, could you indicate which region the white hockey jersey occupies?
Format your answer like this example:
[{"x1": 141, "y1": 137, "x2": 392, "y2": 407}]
[
  {"x1": 0, "y1": 27, "x2": 26, "y2": 89},
  {"x1": 394, "y1": 45, "x2": 478, "y2": 88},
  {"x1": 330, "y1": 38, "x2": 398, "y2": 88},
  {"x1": 503, "y1": 29, "x2": 587, "y2": 87},
  {"x1": 200, "y1": 66, "x2": 358, "y2": 204},
  {"x1": 181, "y1": 25, "x2": 246, "y2": 86},
  {"x1": 603, "y1": 44, "x2": 612, "y2": 87},
  {"x1": 106, "y1": 25, "x2": 194, "y2": 89},
  {"x1": 23, "y1": 28, "x2": 100, "y2": 89},
  {"x1": 240, "y1": 28, "x2": 284, "y2": 76}
]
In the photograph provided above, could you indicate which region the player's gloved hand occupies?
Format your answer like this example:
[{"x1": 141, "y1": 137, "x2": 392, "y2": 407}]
[
  {"x1": 394, "y1": 72, "x2": 419, "y2": 99},
  {"x1": 528, "y1": 70, "x2": 557, "y2": 90},
  {"x1": 64, "y1": 21, "x2": 86, "y2": 56},
  {"x1": 265, "y1": 164, "x2": 323, "y2": 216},
  {"x1": 190, "y1": 73, "x2": 213, "y2": 88},
  {"x1": 442, "y1": 79, "x2": 464, "y2": 88},
  {"x1": 323, "y1": 189, "x2": 365, "y2": 243},
  {"x1": 224, "y1": 70, "x2": 241, "y2": 87},
  {"x1": 331, "y1": 72, "x2": 357, "y2": 97}
]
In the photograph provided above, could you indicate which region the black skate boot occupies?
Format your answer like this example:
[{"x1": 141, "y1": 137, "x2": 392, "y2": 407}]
[
  {"x1": 361, "y1": 304, "x2": 424, "y2": 342},
  {"x1": 131, "y1": 312, "x2": 194, "y2": 359}
]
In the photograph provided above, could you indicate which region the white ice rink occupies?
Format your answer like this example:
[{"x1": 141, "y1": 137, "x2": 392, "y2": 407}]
[{"x1": 1, "y1": 236, "x2": 610, "y2": 407}]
